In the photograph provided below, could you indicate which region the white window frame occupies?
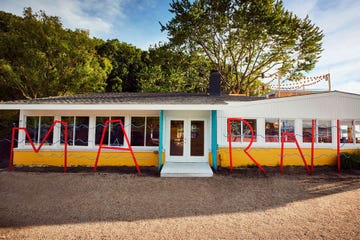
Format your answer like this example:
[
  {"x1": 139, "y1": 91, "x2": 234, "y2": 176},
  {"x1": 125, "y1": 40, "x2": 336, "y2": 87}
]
[
  {"x1": 25, "y1": 116, "x2": 54, "y2": 145},
  {"x1": 94, "y1": 116, "x2": 125, "y2": 147},
  {"x1": 130, "y1": 116, "x2": 160, "y2": 147}
]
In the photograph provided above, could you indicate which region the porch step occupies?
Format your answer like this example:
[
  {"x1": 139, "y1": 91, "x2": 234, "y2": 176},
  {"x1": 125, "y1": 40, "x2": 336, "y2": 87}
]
[{"x1": 160, "y1": 162, "x2": 213, "y2": 177}]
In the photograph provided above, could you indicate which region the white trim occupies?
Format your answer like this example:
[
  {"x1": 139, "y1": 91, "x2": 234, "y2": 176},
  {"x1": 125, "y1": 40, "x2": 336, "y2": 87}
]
[{"x1": 164, "y1": 110, "x2": 210, "y2": 163}]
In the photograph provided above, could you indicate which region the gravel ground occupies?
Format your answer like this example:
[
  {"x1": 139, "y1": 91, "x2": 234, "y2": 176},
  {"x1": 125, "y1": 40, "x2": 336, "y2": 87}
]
[{"x1": 0, "y1": 167, "x2": 359, "y2": 240}]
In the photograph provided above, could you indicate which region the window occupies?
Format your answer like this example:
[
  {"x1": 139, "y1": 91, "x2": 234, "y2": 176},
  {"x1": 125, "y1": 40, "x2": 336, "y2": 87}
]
[
  {"x1": 265, "y1": 119, "x2": 295, "y2": 142},
  {"x1": 95, "y1": 117, "x2": 125, "y2": 146},
  {"x1": 229, "y1": 120, "x2": 241, "y2": 142},
  {"x1": 302, "y1": 120, "x2": 313, "y2": 143},
  {"x1": 317, "y1": 120, "x2": 332, "y2": 143},
  {"x1": 191, "y1": 120, "x2": 204, "y2": 156},
  {"x1": 355, "y1": 121, "x2": 360, "y2": 144},
  {"x1": 131, "y1": 116, "x2": 159, "y2": 146},
  {"x1": 229, "y1": 119, "x2": 257, "y2": 142},
  {"x1": 146, "y1": 117, "x2": 160, "y2": 146},
  {"x1": 265, "y1": 119, "x2": 279, "y2": 142},
  {"x1": 26, "y1": 116, "x2": 54, "y2": 145},
  {"x1": 131, "y1": 117, "x2": 145, "y2": 146},
  {"x1": 302, "y1": 120, "x2": 334, "y2": 144},
  {"x1": 61, "y1": 116, "x2": 89, "y2": 146},
  {"x1": 340, "y1": 120, "x2": 354, "y2": 143},
  {"x1": 280, "y1": 120, "x2": 295, "y2": 142}
]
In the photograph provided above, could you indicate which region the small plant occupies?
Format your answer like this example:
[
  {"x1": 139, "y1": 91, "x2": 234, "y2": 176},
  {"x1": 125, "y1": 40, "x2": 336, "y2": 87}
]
[{"x1": 341, "y1": 150, "x2": 360, "y2": 169}]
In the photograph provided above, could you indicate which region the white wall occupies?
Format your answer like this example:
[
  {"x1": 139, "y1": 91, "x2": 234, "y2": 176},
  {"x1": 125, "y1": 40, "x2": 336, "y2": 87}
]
[
  {"x1": 224, "y1": 92, "x2": 360, "y2": 119},
  {"x1": 217, "y1": 92, "x2": 360, "y2": 149}
]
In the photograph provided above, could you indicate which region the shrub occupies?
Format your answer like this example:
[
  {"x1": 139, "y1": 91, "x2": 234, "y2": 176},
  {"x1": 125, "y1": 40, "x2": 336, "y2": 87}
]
[{"x1": 341, "y1": 150, "x2": 360, "y2": 169}]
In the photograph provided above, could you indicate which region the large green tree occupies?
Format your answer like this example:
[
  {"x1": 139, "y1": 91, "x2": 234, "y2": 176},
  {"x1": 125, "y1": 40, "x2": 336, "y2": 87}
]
[
  {"x1": 0, "y1": 8, "x2": 111, "y2": 100},
  {"x1": 139, "y1": 43, "x2": 211, "y2": 93},
  {"x1": 96, "y1": 39, "x2": 145, "y2": 92},
  {"x1": 161, "y1": 0, "x2": 324, "y2": 95}
]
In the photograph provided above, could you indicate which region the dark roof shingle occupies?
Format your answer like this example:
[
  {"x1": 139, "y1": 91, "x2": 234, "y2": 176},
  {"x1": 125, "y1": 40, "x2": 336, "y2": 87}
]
[{"x1": 5, "y1": 92, "x2": 264, "y2": 105}]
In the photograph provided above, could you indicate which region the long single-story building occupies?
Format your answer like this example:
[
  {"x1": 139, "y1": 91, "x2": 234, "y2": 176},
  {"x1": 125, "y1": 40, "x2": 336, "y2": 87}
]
[{"x1": 1, "y1": 75, "x2": 360, "y2": 176}]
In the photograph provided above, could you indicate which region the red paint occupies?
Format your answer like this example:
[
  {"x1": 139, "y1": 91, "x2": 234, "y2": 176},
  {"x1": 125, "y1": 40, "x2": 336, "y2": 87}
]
[
  {"x1": 227, "y1": 118, "x2": 265, "y2": 174},
  {"x1": 280, "y1": 132, "x2": 311, "y2": 174},
  {"x1": 93, "y1": 119, "x2": 140, "y2": 173},
  {"x1": 9, "y1": 120, "x2": 68, "y2": 172}
]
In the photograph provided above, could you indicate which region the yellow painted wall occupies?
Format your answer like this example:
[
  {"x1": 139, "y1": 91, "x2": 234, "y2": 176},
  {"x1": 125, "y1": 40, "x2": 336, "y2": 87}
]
[
  {"x1": 13, "y1": 147, "x2": 356, "y2": 168},
  {"x1": 217, "y1": 147, "x2": 338, "y2": 167},
  {"x1": 14, "y1": 150, "x2": 158, "y2": 167}
]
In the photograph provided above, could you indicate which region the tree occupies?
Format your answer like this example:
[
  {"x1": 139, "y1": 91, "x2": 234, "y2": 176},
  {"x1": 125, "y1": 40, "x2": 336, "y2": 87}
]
[
  {"x1": 96, "y1": 39, "x2": 145, "y2": 92},
  {"x1": 139, "y1": 43, "x2": 211, "y2": 93},
  {"x1": 161, "y1": 0, "x2": 324, "y2": 95},
  {"x1": 0, "y1": 8, "x2": 111, "y2": 100}
]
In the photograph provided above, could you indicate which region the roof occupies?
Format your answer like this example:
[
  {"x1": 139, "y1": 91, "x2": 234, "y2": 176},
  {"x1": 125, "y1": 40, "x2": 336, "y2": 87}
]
[{"x1": 0, "y1": 92, "x2": 264, "y2": 110}]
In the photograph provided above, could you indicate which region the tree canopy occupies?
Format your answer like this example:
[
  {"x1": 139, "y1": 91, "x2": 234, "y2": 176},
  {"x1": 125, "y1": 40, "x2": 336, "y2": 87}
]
[
  {"x1": 139, "y1": 43, "x2": 211, "y2": 93},
  {"x1": 161, "y1": 0, "x2": 324, "y2": 95},
  {"x1": 0, "y1": 8, "x2": 111, "y2": 100},
  {"x1": 96, "y1": 39, "x2": 146, "y2": 92},
  {"x1": 0, "y1": 2, "x2": 324, "y2": 100},
  {"x1": 0, "y1": 8, "x2": 212, "y2": 100}
]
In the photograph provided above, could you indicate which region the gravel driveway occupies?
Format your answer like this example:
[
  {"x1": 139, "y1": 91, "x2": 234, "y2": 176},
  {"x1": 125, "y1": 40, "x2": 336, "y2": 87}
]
[{"x1": 0, "y1": 167, "x2": 359, "y2": 239}]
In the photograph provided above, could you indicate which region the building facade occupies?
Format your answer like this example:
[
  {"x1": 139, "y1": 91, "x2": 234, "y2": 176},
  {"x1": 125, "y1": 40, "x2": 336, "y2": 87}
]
[{"x1": 1, "y1": 91, "x2": 359, "y2": 176}]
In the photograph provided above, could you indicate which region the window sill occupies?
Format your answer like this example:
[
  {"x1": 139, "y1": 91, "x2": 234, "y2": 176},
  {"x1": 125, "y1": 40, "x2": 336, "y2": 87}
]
[{"x1": 14, "y1": 145, "x2": 159, "y2": 152}]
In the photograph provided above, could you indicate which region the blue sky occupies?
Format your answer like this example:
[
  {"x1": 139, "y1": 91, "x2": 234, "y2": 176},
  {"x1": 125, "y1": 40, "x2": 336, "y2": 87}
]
[{"x1": 1, "y1": 0, "x2": 360, "y2": 94}]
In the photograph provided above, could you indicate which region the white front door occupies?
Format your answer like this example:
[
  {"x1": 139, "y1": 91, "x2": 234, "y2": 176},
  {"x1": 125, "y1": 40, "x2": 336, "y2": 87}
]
[{"x1": 166, "y1": 118, "x2": 207, "y2": 162}]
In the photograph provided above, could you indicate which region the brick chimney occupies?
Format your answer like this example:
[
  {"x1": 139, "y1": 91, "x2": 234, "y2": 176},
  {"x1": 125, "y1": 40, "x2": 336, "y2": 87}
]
[{"x1": 209, "y1": 70, "x2": 221, "y2": 96}]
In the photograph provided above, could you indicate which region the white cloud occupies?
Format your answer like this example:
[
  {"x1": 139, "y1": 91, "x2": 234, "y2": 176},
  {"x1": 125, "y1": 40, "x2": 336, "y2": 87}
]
[
  {"x1": 283, "y1": 0, "x2": 317, "y2": 18},
  {"x1": 283, "y1": 0, "x2": 360, "y2": 94},
  {"x1": 336, "y1": 80, "x2": 360, "y2": 94},
  {"x1": 1, "y1": 0, "x2": 126, "y2": 38}
]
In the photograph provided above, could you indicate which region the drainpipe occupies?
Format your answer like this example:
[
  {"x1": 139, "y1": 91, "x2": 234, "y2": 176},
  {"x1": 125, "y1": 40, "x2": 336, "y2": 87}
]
[
  {"x1": 158, "y1": 110, "x2": 164, "y2": 171},
  {"x1": 211, "y1": 110, "x2": 217, "y2": 171}
]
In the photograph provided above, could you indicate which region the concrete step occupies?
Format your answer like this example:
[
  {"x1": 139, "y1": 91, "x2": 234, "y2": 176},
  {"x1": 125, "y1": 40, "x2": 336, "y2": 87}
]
[{"x1": 160, "y1": 162, "x2": 213, "y2": 177}]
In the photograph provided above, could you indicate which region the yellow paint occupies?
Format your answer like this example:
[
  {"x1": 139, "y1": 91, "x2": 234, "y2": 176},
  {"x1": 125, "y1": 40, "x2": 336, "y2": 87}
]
[
  {"x1": 13, "y1": 150, "x2": 158, "y2": 167},
  {"x1": 13, "y1": 147, "x2": 358, "y2": 168},
  {"x1": 218, "y1": 147, "x2": 339, "y2": 167}
]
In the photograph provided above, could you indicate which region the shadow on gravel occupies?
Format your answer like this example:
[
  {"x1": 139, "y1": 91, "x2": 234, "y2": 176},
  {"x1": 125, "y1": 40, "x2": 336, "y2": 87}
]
[{"x1": 0, "y1": 166, "x2": 359, "y2": 228}]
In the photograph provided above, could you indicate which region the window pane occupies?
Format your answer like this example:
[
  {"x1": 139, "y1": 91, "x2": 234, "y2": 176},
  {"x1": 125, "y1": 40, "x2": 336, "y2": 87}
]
[
  {"x1": 131, "y1": 117, "x2": 145, "y2": 146},
  {"x1": 265, "y1": 119, "x2": 279, "y2": 142},
  {"x1": 110, "y1": 117, "x2": 125, "y2": 146},
  {"x1": 170, "y1": 120, "x2": 184, "y2": 156},
  {"x1": 302, "y1": 120, "x2": 313, "y2": 143},
  {"x1": 95, "y1": 117, "x2": 109, "y2": 145},
  {"x1": 340, "y1": 120, "x2": 353, "y2": 143},
  {"x1": 40, "y1": 116, "x2": 54, "y2": 145},
  {"x1": 243, "y1": 119, "x2": 256, "y2": 142},
  {"x1": 75, "y1": 117, "x2": 89, "y2": 146},
  {"x1": 26, "y1": 116, "x2": 39, "y2": 144},
  {"x1": 191, "y1": 121, "x2": 204, "y2": 156},
  {"x1": 318, "y1": 120, "x2": 332, "y2": 143},
  {"x1": 229, "y1": 120, "x2": 241, "y2": 142},
  {"x1": 281, "y1": 120, "x2": 295, "y2": 142},
  {"x1": 355, "y1": 121, "x2": 360, "y2": 143},
  {"x1": 61, "y1": 117, "x2": 74, "y2": 145},
  {"x1": 26, "y1": 116, "x2": 54, "y2": 145},
  {"x1": 146, "y1": 117, "x2": 159, "y2": 146}
]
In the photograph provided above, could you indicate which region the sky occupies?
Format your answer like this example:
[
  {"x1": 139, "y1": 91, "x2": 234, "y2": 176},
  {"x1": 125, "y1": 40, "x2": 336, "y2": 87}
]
[{"x1": 1, "y1": 0, "x2": 359, "y2": 94}]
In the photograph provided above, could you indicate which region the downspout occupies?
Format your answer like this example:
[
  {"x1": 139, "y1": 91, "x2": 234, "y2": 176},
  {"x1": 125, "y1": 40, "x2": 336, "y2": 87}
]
[
  {"x1": 211, "y1": 110, "x2": 217, "y2": 171},
  {"x1": 158, "y1": 110, "x2": 164, "y2": 171}
]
